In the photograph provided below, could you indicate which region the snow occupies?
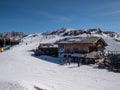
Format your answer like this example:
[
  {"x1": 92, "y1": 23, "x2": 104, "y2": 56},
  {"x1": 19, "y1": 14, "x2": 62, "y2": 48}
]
[
  {"x1": 90, "y1": 33, "x2": 120, "y2": 51},
  {"x1": 0, "y1": 34, "x2": 120, "y2": 90}
]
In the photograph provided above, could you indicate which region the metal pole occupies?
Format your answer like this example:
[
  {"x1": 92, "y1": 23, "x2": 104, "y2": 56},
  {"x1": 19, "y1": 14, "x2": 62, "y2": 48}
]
[{"x1": 3, "y1": 33, "x2": 6, "y2": 47}]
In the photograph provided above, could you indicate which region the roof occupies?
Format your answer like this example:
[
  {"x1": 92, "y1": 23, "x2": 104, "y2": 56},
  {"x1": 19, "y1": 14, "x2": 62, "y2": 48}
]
[
  {"x1": 56, "y1": 37, "x2": 107, "y2": 46},
  {"x1": 64, "y1": 53, "x2": 85, "y2": 57},
  {"x1": 71, "y1": 53, "x2": 85, "y2": 57},
  {"x1": 85, "y1": 51, "x2": 98, "y2": 58},
  {"x1": 39, "y1": 43, "x2": 58, "y2": 48}
]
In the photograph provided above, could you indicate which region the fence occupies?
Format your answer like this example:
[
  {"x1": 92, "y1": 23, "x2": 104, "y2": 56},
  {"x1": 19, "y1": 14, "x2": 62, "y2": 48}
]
[{"x1": 107, "y1": 50, "x2": 120, "y2": 55}]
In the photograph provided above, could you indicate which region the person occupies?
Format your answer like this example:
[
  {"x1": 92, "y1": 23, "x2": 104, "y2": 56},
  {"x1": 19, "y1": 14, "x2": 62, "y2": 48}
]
[
  {"x1": 65, "y1": 57, "x2": 68, "y2": 65},
  {"x1": 65, "y1": 55, "x2": 70, "y2": 65},
  {"x1": 77, "y1": 58, "x2": 80, "y2": 67},
  {"x1": 68, "y1": 57, "x2": 71, "y2": 65}
]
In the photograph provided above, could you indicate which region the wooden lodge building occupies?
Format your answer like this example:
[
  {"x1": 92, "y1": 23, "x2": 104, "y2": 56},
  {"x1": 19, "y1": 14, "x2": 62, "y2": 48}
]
[{"x1": 56, "y1": 37, "x2": 108, "y2": 58}]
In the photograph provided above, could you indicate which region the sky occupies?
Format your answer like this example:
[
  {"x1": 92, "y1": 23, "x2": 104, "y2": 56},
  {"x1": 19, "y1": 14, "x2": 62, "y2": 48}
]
[{"x1": 0, "y1": 0, "x2": 120, "y2": 34}]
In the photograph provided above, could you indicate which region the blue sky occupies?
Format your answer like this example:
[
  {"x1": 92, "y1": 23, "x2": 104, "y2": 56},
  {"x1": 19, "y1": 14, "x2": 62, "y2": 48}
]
[{"x1": 0, "y1": 0, "x2": 120, "y2": 34}]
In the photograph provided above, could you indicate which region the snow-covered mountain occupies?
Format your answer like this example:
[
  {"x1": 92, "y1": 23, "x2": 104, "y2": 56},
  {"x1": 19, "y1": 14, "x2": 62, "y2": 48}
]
[
  {"x1": 22, "y1": 28, "x2": 120, "y2": 51},
  {"x1": 0, "y1": 32, "x2": 25, "y2": 40},
  {"x1": 42, "y1": 28, "x2": 120, "y2": 40},
  {"x1": 0, "y1": 28, "x2": 120, "y2": 90}
]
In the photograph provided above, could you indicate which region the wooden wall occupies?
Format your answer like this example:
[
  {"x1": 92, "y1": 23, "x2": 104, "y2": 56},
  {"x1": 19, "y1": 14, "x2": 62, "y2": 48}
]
[
  {"x1": 58, "y1": 38, "x2": 107, "y2": 55},
  {"x1": 58, "y1": 43, "x2": 97, "y2": 53}
]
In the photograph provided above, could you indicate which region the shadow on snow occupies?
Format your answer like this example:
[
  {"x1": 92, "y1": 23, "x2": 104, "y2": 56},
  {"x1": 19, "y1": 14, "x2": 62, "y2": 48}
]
[{"x1": 32, "y1": 54, "x2": 64, "y2": 65}]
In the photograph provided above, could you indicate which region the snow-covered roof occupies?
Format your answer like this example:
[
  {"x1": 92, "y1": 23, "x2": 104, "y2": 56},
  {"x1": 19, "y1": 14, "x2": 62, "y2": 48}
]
[
  {"x1": 56, "y1": 37, "x2": 107, "y2": 46},
  {"x1": 39, "y1": 43, "x2": 58, "y2": 48},
  {"x1": 85, "y1": 51, "x2": 98, "y2": 58}
]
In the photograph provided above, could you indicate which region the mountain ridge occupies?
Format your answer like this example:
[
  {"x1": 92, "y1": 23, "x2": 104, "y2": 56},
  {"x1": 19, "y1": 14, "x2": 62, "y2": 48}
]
[
  {"x1": 41, "y1": 28, "x2": 120, "y2": 40},
  {"x1": 0, "y1": 32, "x2": 25, "y2": 40}
]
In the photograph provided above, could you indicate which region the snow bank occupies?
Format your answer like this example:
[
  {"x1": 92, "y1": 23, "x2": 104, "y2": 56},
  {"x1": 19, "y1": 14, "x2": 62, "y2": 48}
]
[
  {"x1": 0, "y1": 81, "x2": 32, "y2": 90},
  {"x1": 0, "y1": 81, "x2": 24, "y2": 90}
]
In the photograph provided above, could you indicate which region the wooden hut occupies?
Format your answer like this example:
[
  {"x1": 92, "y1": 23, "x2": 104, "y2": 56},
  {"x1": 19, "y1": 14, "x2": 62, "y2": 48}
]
[{"x1": 56, "y1": 37, "x2": 108, "y2": 57}]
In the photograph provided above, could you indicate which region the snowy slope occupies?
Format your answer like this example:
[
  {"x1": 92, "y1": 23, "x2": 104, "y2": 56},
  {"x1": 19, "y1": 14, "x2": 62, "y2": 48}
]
[
  {"x1": 22, "y1": 32, "x2": 120, "y2": 52},
  {"x1": 0, "y1": 34, "x2": 120, "y2": 90},
  {"x1": 90, "y1": 33, "x2": 120, "y2": 51}
]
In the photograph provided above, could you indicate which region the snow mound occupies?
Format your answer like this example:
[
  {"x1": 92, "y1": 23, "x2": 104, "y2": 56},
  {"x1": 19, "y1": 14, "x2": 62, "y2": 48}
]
[
  {"x1": 0, "y1": 80, "x2": 48, "y2": 90},
  {"x1": 0, "y1": 81, "x2": 28, "y2": 90}
]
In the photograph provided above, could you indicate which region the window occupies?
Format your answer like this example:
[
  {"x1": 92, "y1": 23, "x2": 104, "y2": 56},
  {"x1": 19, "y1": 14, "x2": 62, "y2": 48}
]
[{"x1": 58, "y1": 46, "x2": 64, "y2": 52}]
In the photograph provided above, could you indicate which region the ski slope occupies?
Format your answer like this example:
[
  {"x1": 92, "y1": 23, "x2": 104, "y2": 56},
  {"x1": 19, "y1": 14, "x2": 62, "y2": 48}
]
[{"x1": 0, "y1": 34, "x2": 120, "y2": 90}]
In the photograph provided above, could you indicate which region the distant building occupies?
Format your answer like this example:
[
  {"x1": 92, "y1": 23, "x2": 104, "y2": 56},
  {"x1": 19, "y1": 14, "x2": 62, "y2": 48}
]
[{"x1": 35, "y1": 43, "x2": 58, "y2": 56}]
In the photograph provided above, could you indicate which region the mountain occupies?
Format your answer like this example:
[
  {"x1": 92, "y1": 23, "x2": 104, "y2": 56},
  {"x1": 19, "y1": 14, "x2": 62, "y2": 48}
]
[
  {"x1": 42, "y1": 28, "x2": 120, "y2": 41},
  {"x1": 0, "y1": 32, "x2": 25, "y2": 40},
  {"x1": 22, "y1": 28, "x2": 120, "y2": 52}
]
